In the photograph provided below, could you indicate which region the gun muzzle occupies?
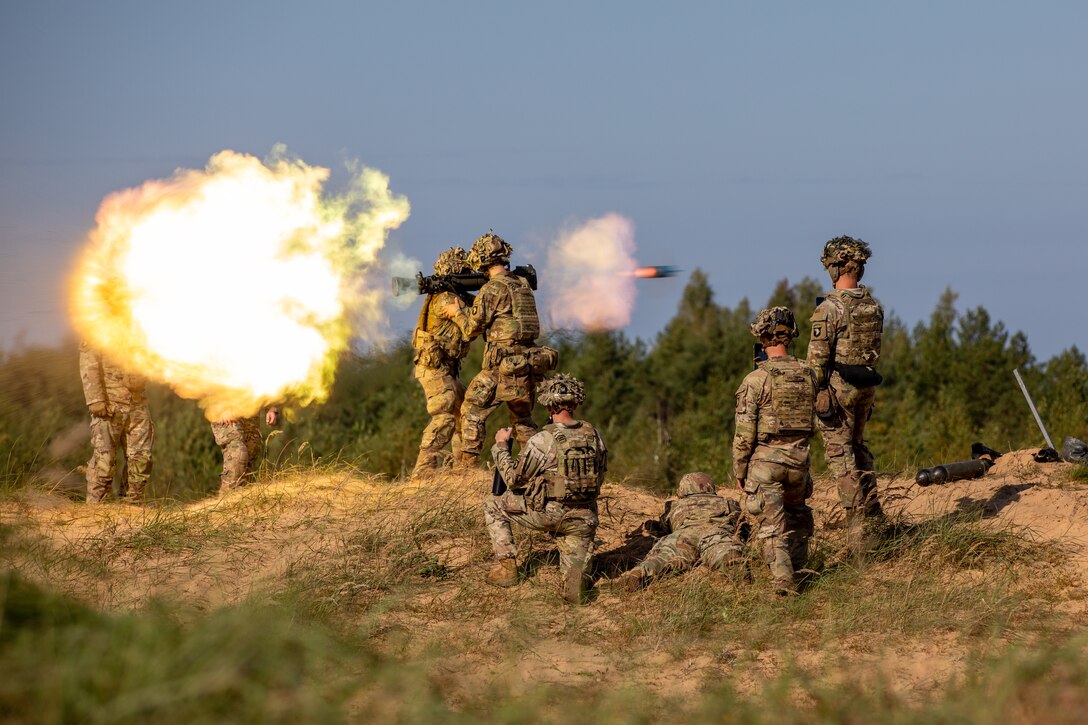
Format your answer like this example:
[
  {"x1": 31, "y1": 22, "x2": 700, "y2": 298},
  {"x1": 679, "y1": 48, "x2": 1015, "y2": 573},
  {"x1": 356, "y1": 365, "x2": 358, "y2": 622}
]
[{"x1": 391, "y1": 276, "x2": 419, "y2": 297}]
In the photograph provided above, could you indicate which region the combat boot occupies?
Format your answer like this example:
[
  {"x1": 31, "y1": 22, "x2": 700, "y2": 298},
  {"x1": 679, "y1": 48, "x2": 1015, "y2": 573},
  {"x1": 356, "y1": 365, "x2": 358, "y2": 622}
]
[
  {"x1": 839, "y1": 507, "x2": 877, "y2": 561},
  {"x1": 455, "y1": 451, "x2": 480, "y2": 469},
  {"x1": 485, "y1": 558, "x2": 519, "y2": 588},
  {"x1": 412, "y1": 449, "x2": 443, "y2": 478},
  {"x1": 562, "y1": 564, "x2": 589, "y2": 605}
]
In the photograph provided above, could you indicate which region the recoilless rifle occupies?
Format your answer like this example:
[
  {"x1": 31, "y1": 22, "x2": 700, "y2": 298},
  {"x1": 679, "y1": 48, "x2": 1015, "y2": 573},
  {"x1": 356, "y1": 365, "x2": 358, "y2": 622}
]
[{"x1": 392, "y1": 264, "x2": 538, "y2": 297}]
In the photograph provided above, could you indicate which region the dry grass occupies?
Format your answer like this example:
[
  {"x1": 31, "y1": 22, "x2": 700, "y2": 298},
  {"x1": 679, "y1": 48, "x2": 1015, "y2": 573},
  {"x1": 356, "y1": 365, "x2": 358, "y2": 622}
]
[{"x1": 1, "y1": 464, "x2": 1086, "y2": 722}]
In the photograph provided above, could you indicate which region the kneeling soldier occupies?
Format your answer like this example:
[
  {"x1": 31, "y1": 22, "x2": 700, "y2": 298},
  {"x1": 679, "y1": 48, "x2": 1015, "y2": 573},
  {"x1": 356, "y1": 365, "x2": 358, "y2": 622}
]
[
  {"x1": 484, "y1": 373, "x2": 606, "y2": 604},
  {"x1": 733, "y1": 307, "x2": 818, "y2": 594}
]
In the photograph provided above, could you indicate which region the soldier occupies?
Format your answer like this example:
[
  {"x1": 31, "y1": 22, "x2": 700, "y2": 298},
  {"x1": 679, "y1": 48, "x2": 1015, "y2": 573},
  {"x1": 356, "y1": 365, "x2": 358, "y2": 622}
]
[
  {"x1": 451, "y1": 231, "x2": 552, "y2": 467},
  {"x1": 411, "y1": 247, "x2": 473, "y2": 475},
  {"x1": 212, "y1": 405, "x2": 278, "y2": 494},
  {"x1": 808, "y1": 235, "x2": 885, "y2": 529},
  {"x1": 603, "y1": 472, "x2": 744, "y2": 592},
  {"x1": 733, "y1": 307, "x2": 818, "y2": 594},
  {"x1": 79, "y1": 341, "x2": 154, "y2": 504},
  {"x1": 483, "y1": 373, "x2": 606, "y2": 604}
]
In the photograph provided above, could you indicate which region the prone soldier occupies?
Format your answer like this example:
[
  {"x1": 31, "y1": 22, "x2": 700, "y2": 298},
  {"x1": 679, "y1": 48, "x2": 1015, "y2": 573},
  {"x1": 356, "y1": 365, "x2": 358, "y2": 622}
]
[
  {"x1": 808, "y1": 236, "x2": 886, "y2": 529},
  {"x1": 484, "y1": 373, "x2": 606, "y2": 604},
  {"x1": 604, "y1": 472, "x2": 744, "y2": 592},
  {"x1": 411, "y1": 247, "x2": 473, "y2": 475},
  {"x1": 451, "y1": 232, "x2": 556, "y2": 467},
  {"x1": 79, "y1": 341, "x2": 154, "y2": 504},
  {"x1": 733, "y1": 307, "x2": 818, "y2": 594}
]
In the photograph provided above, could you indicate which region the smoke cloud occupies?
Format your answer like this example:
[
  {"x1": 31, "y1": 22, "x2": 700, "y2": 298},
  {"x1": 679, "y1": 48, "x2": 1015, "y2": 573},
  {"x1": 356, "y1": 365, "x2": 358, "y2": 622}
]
[{"x1": 546, "y1": 213, "x2": 638, "y2": 332}]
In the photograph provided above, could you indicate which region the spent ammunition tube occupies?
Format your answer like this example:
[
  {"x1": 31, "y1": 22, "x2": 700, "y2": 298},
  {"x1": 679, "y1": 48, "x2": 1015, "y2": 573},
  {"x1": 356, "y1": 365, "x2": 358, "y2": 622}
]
[{"x1": 915, "y1": 458, "x2": 994, "y2": 487}]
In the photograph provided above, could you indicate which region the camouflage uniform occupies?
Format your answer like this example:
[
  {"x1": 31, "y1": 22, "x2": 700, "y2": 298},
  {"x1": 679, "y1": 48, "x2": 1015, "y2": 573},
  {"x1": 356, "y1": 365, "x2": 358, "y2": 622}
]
[
  {"x1": 79, "y1": 342, "x2": 154, "y2": 503},
  {"x1": 412, "y1": 247, "x2": 473, "y2": 475},
  {"x1": 211, "y1": 416, "x2": 265, "y2": 493},
  {"x1": 459, "y1": 233, "x2": 549, "y2": 464},
  {"x1": 484, "y1": 374, "x2": 605, "y2": 603},
  {"x1": 808, "y1": 236, "x2": 885, "y2": 518},
  {"x1": 733, "y1": 308, "x2": 817, "y2": 592},
  {"x1": 614, "y1": 473, "x2": 744, "y2": 589}
]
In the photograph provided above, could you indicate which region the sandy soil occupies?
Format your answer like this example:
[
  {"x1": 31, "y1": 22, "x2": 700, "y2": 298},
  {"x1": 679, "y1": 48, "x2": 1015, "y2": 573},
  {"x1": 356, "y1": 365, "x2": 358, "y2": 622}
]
[{"x1": 3, "y1": 450, "x2": 1086, "y2": 702}]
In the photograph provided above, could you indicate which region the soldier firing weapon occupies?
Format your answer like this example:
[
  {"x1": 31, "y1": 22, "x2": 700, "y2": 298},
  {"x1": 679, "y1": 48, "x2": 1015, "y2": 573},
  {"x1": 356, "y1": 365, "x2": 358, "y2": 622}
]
[{"x1": 392, "y1": 264, "x2": 538, "y2": 297}]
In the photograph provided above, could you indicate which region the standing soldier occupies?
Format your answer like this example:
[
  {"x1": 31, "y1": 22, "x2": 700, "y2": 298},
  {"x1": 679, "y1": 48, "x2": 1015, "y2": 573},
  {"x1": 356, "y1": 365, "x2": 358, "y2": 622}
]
[
  {"x1": 733, "y1": 307, "x2": 817, "y2": 594},
  {"x1": 451, "y1": 231, "x2": 554, "y2": 467},
  {"x1": 412, "y1": 247, "x2": 473, "y2": 476},
  {"x1": 807, "y1": 236, "x2": 885, "y2": 532},
  {"x1": 79, "y1": 341, "x2": 154, "y2": 504},
  {"x1": 484, "y1": 373, "x2": 606, "y2": 604},
  {"x1": 212, "y1": 405, "x2": 278, "y2": 494},
  {"x1": 603, "y1": 472, "x2": 745, "y2": 592}
]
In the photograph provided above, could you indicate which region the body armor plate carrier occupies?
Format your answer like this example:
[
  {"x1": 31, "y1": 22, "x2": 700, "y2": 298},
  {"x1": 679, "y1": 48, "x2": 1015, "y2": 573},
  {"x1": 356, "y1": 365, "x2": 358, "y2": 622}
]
[
  {"x1": 760, "y1": 359, "x2": 817, "y2": 437},
  {"x1": 542, "y1": 422, "x2": 606, "y2": 502},
  {"x1": 829, "y1": 288, "x2": 883, "y2": 367},
  {"x1": 486, "y1": 274, "x2": 540, "y2": 345}
]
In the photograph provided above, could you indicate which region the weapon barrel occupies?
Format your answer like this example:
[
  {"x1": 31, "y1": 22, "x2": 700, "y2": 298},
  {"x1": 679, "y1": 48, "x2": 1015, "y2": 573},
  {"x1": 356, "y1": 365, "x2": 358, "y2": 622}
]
[
  {"x1": 1013, "y1": 368, "x2": 1056, "y2": 450},
  {"x1": 392, "y1": 276, "x2": 419, "y2": 297},
  {"x1": 915, "y1": 458, "x2": 993, "y2": 486}
]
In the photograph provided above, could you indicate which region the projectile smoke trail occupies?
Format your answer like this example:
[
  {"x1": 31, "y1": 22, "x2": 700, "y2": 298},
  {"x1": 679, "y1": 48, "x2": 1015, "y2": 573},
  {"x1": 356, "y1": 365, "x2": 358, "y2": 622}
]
[
  {"x1": 546, "y1": 213, "x2": 638, "y2": 332},
  {"x1": 69, "y1": 146, "x2": 410, "y2": 421}
]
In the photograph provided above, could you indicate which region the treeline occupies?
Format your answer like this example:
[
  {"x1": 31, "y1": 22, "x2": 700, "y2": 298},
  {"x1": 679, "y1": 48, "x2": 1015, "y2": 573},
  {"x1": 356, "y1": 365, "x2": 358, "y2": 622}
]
[{"x1": 2, "y1": 271, "x2": 1085, "y2": 499}]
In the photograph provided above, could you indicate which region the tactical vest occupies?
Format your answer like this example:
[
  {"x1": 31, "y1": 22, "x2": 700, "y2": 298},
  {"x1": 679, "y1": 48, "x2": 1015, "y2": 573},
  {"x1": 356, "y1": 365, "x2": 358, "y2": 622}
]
[
  {"x1": 757, "y1": 358, "x2": 816, "y2": 437},
  {"x1": 412, "y1": 294, "x2": 467, "y2": 367},
  {"x1": 541, "y1": 421, "x2": 605, "y2": 502},
  {"x1": 484, "y1": 273, "x2": 539, "y2": 345},
  {"x1": 828, "y1": 288, "x2": 883, "y2": 367}
]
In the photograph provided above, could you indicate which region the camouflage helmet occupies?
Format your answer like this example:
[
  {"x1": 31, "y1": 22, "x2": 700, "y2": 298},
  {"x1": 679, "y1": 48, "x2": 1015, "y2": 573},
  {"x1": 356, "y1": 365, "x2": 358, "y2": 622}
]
[
  {"x1": 750, "y1": 306, "x2": 799, "y2": 345},
  {"x1": 677, "y1": 472, "x2": 716, "y2": 497},
  {"x1": 820, "y1": 235, "x2": 871, "y2": 282},
  {"x1": 537, "y1": 372, "x2": 585, "y2": 410},
  {"x1": 433, "y1": 246, "x2": 470, "y2": 276},
  {"x1": 467, "y1": 230, "x2": 513, "y2": 270}
]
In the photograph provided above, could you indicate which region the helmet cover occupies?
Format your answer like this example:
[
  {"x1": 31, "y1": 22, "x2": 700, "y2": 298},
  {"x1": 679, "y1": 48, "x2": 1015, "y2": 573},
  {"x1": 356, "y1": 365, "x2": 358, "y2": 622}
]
[
  {"x1": 750, "y1": 306, "x2": 799, "y2": 345},
  {"x1": 467, "y1": 231, "x2": 513, "y2": 270},
  {"x1": 677, "y1": 471, "x2": 716, "y2": 497},
  {"x1": 433, "y1": 246, "x2": 470, "y2": 275},
  {"x1": 537, "y1": 372, "x2": 586, "y2": 410}
]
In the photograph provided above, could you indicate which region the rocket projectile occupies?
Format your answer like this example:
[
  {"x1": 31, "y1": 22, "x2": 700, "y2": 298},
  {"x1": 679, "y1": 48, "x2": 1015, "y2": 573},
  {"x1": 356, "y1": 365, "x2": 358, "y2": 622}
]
[{"x1": 630, "y1": 265, "x2": 679, "y2": 279}]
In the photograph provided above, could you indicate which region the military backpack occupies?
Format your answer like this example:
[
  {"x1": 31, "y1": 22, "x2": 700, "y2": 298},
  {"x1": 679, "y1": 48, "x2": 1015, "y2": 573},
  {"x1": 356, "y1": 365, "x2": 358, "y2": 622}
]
[
  {"x1": 484, "y1": 273, "x2": 540, "y2": 345},
  {"x1": 759, "y1": 358, "x2": 817, "y2": 437},
  {"x1": 828, "y1": 288, "x2": 883, "y2": 367},
  {"x1": 541, "y1": 421, "x2": 606, "y2": 503}
]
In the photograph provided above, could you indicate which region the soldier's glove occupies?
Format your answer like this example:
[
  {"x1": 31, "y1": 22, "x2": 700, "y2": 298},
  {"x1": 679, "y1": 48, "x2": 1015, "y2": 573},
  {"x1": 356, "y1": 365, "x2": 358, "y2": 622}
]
[{"x1": 88, "y1": 401, "x2": 111, "y2": 418}]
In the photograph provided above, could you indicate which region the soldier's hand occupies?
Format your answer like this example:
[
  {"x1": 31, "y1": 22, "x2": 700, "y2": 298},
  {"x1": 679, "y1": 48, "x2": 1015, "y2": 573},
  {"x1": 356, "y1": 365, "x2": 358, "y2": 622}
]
[
  {"x1": 88, "y1": 401, "x2": 110, "y2": 418},
  {"x1": 265, "y1": 408, "x2": 279, "y2": 426},
  {"x1": 495, "y1": 427, "x2": 513, "y2": 445},
  {"x1": 737, "y1": 478, "x2": 745, "y2": 491}
]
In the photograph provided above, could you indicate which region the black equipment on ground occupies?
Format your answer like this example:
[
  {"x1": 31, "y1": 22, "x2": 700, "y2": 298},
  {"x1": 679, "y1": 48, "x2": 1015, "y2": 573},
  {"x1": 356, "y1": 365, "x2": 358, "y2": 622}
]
[{"x1": 915, "y1": 442, "x2": 1002, "y2": 487}]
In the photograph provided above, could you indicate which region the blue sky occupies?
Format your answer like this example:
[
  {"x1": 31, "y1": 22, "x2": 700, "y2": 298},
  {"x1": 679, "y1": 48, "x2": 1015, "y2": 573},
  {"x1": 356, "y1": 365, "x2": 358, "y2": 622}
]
[{"x1": 2, "y1": 1, "x2": 1085, "y2": 358}]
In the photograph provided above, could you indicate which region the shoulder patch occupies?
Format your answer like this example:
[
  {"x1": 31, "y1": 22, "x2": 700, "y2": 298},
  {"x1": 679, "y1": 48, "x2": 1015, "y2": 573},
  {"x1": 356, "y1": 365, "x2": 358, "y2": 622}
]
[{"x1": 811, "y1": 321, "x2": 826, "y2": 340}]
